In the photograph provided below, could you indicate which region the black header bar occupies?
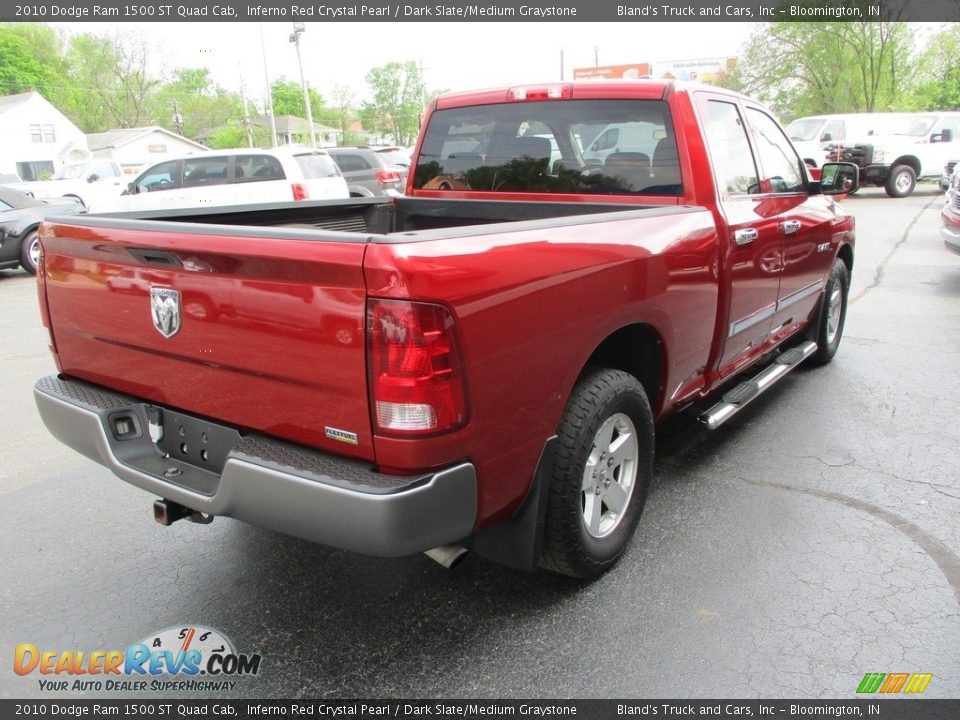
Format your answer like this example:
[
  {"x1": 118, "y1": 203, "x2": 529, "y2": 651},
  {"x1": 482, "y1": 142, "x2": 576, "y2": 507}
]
[{"x1": 3, "y1": 0, "x2": 959, "y2": 23}]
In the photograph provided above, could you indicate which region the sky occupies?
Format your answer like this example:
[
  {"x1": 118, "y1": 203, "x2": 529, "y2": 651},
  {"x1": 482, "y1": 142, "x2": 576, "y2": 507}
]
[{"x1": 49, "y1": 21, "x2": 760, "y2": 109}]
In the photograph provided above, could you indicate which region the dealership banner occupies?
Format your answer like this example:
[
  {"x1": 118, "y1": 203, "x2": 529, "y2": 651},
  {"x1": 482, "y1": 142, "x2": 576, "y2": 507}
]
[
  {"x1": 2, "y1": 699, "x2": 960, "y2": 718},
  {"x1": 2, "y1": 0, "x2": 960, "y2": 23}
]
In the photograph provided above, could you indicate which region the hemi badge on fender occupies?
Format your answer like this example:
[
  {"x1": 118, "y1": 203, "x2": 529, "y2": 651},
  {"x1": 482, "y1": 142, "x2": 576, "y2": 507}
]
[{"x1": 325, "y1": 427, "x2": 359, "y2": 445}]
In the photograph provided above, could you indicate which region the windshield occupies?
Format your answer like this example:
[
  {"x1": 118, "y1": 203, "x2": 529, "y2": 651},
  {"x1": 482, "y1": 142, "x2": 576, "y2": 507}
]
[
  {"x1": 877, "y1": 115, "x2": 937, "y2": 137},
  {"x1": 786, "y1": 118, "x2": 825, "y2": 142},
  {"x1": 413, "y1": 99, "x2": 682, "y2": 197}
]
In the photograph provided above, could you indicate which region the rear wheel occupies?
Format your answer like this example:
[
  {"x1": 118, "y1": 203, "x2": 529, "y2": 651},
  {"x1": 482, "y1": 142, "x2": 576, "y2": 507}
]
[
  {"x1": 19, "y1": 229, "x2": 40, "y2": 275},
  {"x1": 807, "y1": 258, "x2": 850, "y2": 365},
  {"x1": 540, "y1": 368, "x2": 653, "y2": 579},
  {"x1": 885, "y1": 165, "x2": 916, "y2": 198}
]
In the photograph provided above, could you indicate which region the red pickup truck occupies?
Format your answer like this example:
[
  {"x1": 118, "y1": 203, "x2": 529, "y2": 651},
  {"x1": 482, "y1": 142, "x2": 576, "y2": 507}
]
[{"x1": 34, "y1": 81, "x2": 857, "y2": 579}]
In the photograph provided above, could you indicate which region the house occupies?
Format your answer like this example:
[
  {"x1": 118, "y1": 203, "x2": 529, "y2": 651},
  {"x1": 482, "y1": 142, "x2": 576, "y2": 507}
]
[
  {"x1": 86, "y1": 127, "x2": 209, "y2": 176},
  {"x1": 0, "y1": 92, "x2": 90, "y2": 180},
  {"x1": 253, "y1": 115, "x2": 341, "y2": 147}
]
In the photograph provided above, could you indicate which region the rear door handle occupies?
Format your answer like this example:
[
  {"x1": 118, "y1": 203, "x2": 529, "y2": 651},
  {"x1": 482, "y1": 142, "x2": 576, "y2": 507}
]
[
  {"x1": 781, "y1": 220, "x2": 802, "y2": 234},
  {"x1": 734, "y1": 228, "x2": 759, "y2": 246}
]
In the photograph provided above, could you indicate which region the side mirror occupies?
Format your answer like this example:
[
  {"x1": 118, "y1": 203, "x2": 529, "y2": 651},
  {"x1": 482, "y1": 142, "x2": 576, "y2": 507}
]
[
  {"x1": 818, "y1": 162, "x2": 859, "y2": 195},
  {"x1": 934, "y1": 129, "x2": 953, "y2": 143},
  {"x1": 87, "y1": 173, "x2": 100, "y2": 183},
  {"x1": 821, "y1": 132, "x2": 832, "y2": 142}
]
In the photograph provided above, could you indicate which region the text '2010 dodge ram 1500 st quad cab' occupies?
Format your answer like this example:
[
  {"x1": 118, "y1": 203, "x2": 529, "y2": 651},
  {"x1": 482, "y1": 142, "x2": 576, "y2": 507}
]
[{"x1": 34, "y1": 81, "x2": 858, "y2": 579}]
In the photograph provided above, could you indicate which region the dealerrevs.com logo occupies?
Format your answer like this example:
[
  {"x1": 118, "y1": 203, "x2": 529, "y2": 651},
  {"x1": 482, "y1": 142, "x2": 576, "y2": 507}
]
[{"x1": 14, "y1": 625, "x2": 262, "y2": 692}]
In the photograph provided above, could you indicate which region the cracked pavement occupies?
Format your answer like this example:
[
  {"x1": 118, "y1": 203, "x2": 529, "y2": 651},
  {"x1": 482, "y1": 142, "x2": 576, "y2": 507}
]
[{"x1": 1, "y1": 185, "x2": 958, "y2": 699}]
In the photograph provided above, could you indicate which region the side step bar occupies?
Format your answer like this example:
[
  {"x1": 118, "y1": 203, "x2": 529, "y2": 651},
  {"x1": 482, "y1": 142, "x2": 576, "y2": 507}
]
[{"x1": 700, "y1": 341, "x2": 818, "y2": 430}]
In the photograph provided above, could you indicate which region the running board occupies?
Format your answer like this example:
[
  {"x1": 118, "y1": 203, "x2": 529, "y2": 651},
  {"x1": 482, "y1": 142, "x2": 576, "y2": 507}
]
[{"x1": 700, "y1": 341, "x2": 818, "y2": 430}]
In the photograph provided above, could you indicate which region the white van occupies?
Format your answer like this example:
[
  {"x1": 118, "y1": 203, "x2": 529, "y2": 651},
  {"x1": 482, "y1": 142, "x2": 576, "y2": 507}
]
[
  {"x1": 581, "y1": 122, "x2": 663, "y2": 166},
  {"x1": 94, "y1": 148, "x2": 349, "y2": 213}
]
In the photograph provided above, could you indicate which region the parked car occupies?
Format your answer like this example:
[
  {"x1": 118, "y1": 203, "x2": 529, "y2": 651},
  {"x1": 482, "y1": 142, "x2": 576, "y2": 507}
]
[
  {"x1": 0, "y1": 187, "x2": 83, "y2": 274},
  {"x1": 326, "y1": 147, "x2": 407, "y2": 197},
  {"x1": 941, "y1": 168, "x2": 960, "y2": 255},
  {"x1": 95, "y1": 148, "x2": 348, "y2": 213},
  {"x1": 0, "y1": 172, "x2": 23, "y2": 185},
  {"x1": 372, "y1": 146, "x2": 412, "y2": 168},
  {"x1": 8, "y1": 159, "x2": 126, "y2": 210}
]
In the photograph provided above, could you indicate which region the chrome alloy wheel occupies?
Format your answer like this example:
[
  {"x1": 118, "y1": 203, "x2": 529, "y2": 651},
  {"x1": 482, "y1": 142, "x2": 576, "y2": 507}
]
[
  {"x1": 825, "y1": 280, "x2": 843, "y2": 345},
  {"x1": 28, "y1": 234, "x2": 40, "y2": 269},
  {"x1": 581, "y1": 412, "x2": 638, "y2": 538}
]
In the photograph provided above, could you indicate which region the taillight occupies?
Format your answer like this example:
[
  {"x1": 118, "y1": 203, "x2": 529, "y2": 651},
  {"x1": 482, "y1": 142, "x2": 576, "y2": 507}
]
[
  {"x1": 367, "y1": 299, "x2": 468, "y2": 436},
  {"x1": 376, "y1": 170, "x2": 402, "y2": 187},
  {"x1": 291, "y1": 183, "x2": 308, "y2": 201}
]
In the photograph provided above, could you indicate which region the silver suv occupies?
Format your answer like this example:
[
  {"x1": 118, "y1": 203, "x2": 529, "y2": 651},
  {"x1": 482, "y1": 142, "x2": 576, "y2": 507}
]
[{"x1": 326, "y1": 147, "x2": 408, "y2": 197}]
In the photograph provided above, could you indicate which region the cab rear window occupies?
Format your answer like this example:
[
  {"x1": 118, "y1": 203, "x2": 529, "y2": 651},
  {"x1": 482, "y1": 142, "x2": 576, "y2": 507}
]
[{"x1": 413, "y1": 99, "x2": 682, "y2": 196}]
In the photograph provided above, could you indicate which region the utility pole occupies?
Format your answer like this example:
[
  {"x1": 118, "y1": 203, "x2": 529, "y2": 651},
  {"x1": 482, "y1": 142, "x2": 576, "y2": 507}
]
[
  {"x1": 259, "y1": 23, "x2": 278, "y2": 148},
  {"x1": 239, "y1": 72, "x2": 254, "y2": 148},
  {"x1": 171, "y1": 101, "x2": 183, "y2": 135},
  {"x1": 560, "y1": 49, "x2": 564, "y2": 81},
  {"x1": 290, "y1": 22, "x2": 316, "y2": 148},
  {"x1": 594, "y1": 46, "x2": 599, "y2": 67}
]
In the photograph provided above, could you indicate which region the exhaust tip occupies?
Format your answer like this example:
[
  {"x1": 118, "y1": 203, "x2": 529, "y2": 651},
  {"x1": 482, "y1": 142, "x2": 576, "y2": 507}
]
[{"x1": 424, "y1": 545, "x2": 468, "y2": 570}]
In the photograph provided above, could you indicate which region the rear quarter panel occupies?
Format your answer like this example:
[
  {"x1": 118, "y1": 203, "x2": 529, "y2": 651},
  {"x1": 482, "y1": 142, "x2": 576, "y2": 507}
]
[{"x1": 365, "y1": 208, "x2": 720, "y2": 523}]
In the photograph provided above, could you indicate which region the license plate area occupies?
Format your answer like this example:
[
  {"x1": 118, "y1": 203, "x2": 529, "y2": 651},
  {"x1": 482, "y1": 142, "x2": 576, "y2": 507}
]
[{"x1": 149, "y1": 406, "x2": 243, "y2": 476}]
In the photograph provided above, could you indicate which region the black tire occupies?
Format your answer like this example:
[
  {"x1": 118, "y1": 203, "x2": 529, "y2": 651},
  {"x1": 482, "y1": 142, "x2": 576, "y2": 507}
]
[
  {"x1": 540, "y1": 368, "x2": 654, "y2": 579},
  {"x1": 807, "y1": 258, "x2": 850, "y2": 365},
  {"x1": 884, "y1": 165, "x2": 916, "y2": 198},
  {"x1": 19, "y1": 229, "x2": 40, "y2": 275}
]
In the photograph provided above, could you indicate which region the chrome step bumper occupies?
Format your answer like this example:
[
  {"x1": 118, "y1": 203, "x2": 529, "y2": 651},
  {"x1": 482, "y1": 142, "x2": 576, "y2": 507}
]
[{"x1": 34, "y1": 376, "x2": 477, "y2": 557}]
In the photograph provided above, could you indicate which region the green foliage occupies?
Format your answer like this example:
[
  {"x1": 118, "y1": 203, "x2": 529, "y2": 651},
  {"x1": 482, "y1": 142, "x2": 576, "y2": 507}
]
[
  {"x1": 0, "y1": 24, "x2": 62, "y2": 97},
  {"x1": 364, "y1": 61, "x2": 426, "y2": 147},
  {"x1": 906, "y1": 25, "x2": 960, "y2": 110},
  {"x1": 271, "y1": 77, "x2": 325, "y2": 119},
  {"x1": 147, "y1": 67, "x2": 246, "y2": 140},
  {"x1": 732, "y1": 21, "x2": 914, "y2": 119}
]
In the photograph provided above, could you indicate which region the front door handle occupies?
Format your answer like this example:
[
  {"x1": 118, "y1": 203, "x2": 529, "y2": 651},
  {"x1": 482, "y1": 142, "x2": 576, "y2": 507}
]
[
  {"x1": 781, "y1": 220, "x2": 802, "y2": 235},
  {"x1": 734, "y1": 228, "x2": 759, "y2": 246}
]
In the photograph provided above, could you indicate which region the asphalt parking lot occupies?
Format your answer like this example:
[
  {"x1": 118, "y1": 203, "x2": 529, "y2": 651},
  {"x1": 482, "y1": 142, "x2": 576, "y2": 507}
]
[{"x1": 1, "y1": 185, "x2": 958, "y2": 699}]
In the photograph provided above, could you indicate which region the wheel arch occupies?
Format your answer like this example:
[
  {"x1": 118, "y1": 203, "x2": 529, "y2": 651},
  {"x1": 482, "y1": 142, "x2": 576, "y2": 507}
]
[
  {"x1": 837, "y1": 242, "x2": 854, "y2": 274},
  {"x1": 578, "y1": 323, "x2": 665, "y2": 415},
  {"x1": 892, "y1": 156, "x2": 921, "y2": 174}
]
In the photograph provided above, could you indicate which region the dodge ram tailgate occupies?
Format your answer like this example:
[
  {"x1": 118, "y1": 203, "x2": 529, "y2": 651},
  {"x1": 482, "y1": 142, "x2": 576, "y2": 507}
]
[{"x1": 39, "y1": 216, "x2": 375, "y2": 461}]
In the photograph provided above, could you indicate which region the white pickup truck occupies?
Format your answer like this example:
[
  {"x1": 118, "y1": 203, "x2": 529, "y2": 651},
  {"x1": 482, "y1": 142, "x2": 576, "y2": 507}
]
[
  {"x1": 826, "y1": 111, "x2": 960, "y2": 197},
  {"x1": 7, "y1": 159, "x2": 126, "y2": 209}
]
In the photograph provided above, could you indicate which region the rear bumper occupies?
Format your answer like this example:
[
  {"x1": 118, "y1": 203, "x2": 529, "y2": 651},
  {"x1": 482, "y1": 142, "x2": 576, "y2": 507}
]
[
  {"x1": 34, "y1": 375, "x2": 477, "y2": 557},
  {"x1": 941, "y1": 213, "x2": 960, "y2": 256}
]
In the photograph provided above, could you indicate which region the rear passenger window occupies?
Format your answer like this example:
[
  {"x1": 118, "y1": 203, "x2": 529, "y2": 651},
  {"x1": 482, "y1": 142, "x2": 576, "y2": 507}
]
[
  {"x1": 294, "y1": 153, "x2": 340, "y2": 179},
  {"x1": 332, "y1": 154, "x2": 371, "y2": 172},
  {"x1": 235, "y1": 155, "x2": 285, "y2": 182},
  {"x1": 183, "y1": 157, "x2": 230, "y2": 187}
]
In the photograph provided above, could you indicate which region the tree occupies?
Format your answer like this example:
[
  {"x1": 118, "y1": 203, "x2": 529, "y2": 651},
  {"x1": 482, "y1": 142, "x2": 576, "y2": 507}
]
[
  {"x1": 271, "y1": 77, "x2": 324, "y2": 119},
  {"x1": 0, "y1": 24, "x2": 63, "y2": 98},
  {"x1": 906, "y1": 25, "x2": 960, "y2": 110},
  {"x1": 364, "y1": 61, "x2": 426, "y2": 146},
  {"x1": 61, "y1": 32, "x2": 161, "y2": 130},
  {"x1": 330, "y1": 84, "x2": 362, "y2": 145},
  {"x1": 148, "y1": 67, "x2": 246, "y2": 141},
  {"x1": 728, "y1": 21, "x2": 914, "y2": 119}
]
